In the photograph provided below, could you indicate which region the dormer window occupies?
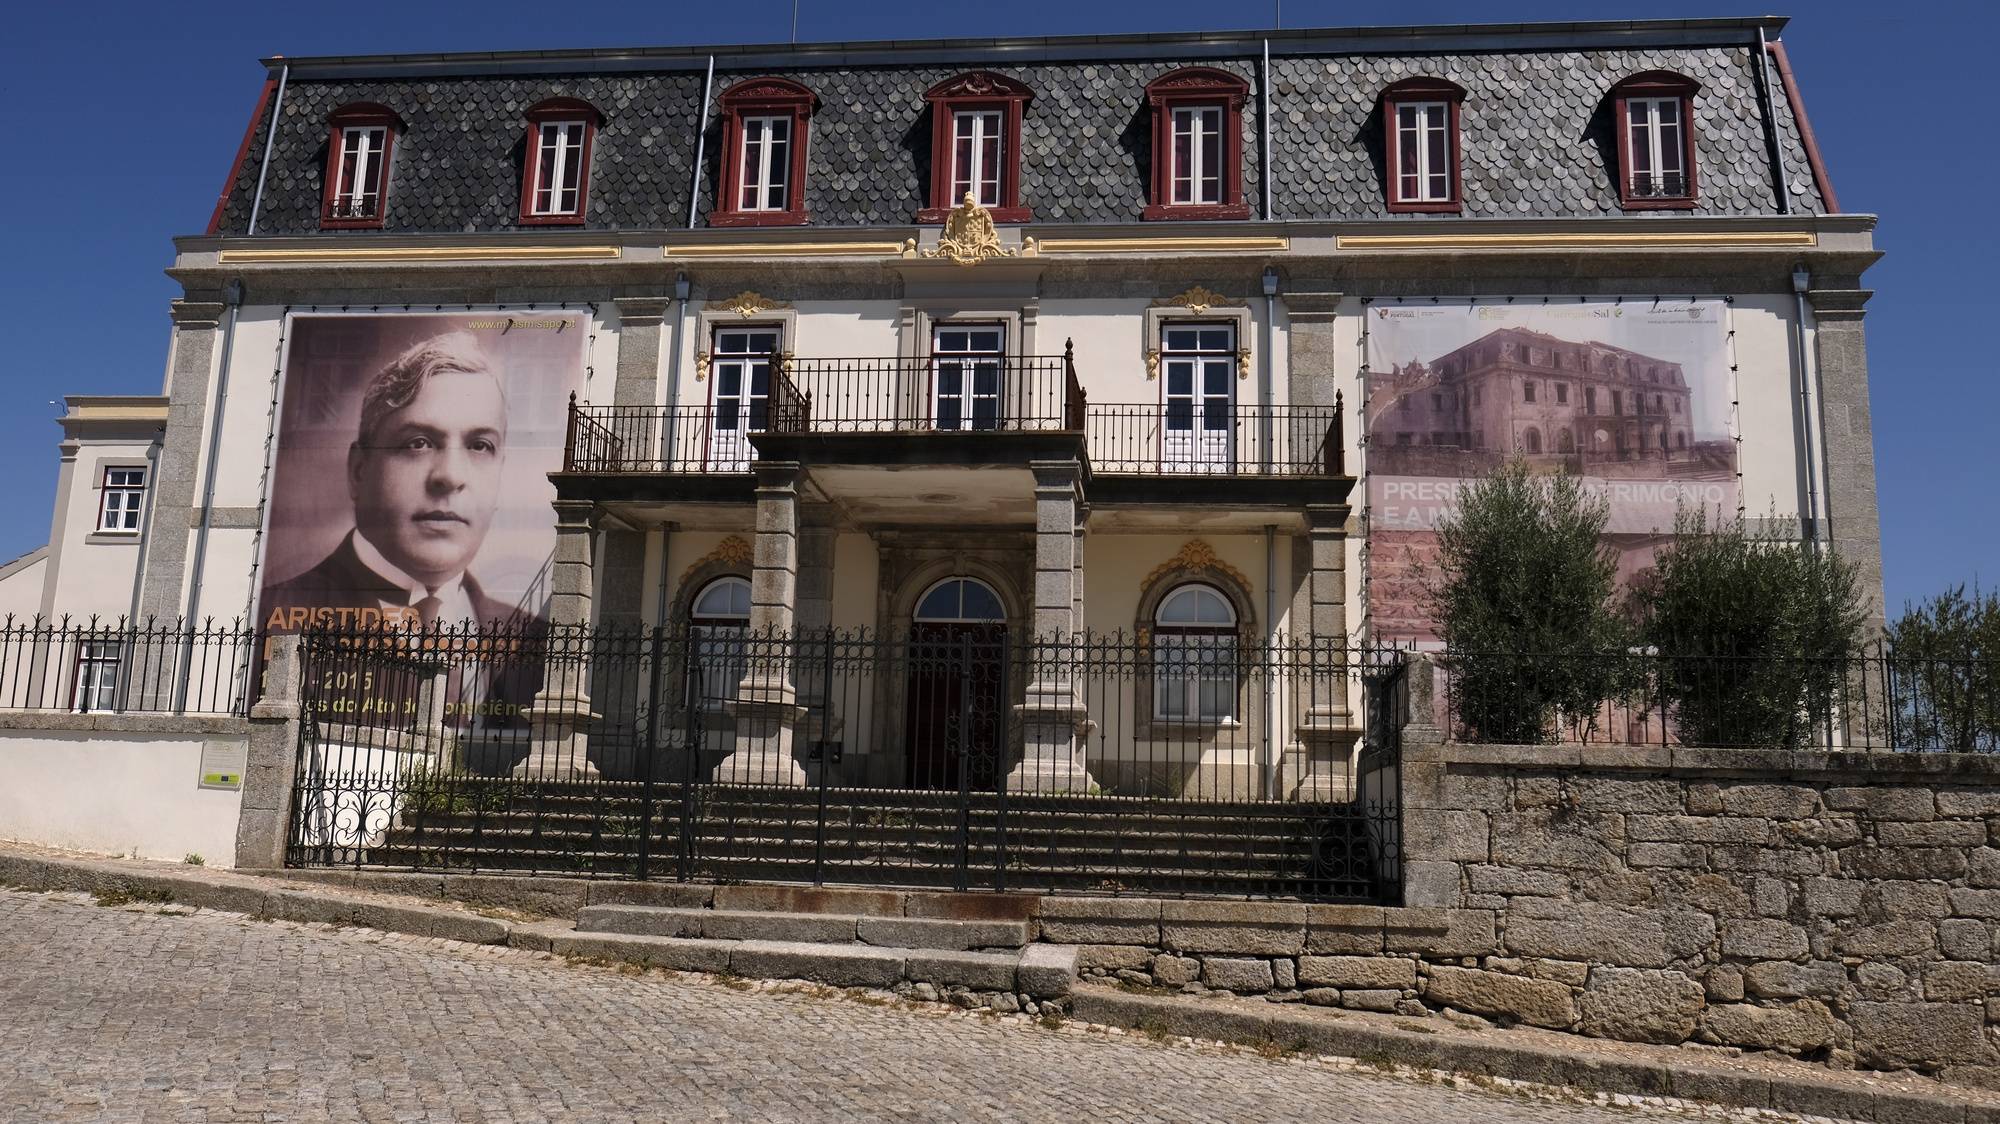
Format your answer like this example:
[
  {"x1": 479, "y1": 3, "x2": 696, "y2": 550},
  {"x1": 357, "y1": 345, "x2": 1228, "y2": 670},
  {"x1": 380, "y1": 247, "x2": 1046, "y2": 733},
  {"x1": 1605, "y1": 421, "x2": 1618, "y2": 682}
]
[
  {"x1": 321, "y1": 103, "x2": 401, "y2": 229},
  {"x1": 713, "y1": 78, "x2": 815, "y2": 227},
  {"x1": 1380, "y1": 78, "x2": 1465, "y2": 213},
  {"x1": 921, "y1": 72, "x2": 1032, "y2": 223},
  {"x1": 1143, "y1": 68, "x2": 1250, "y2": 220},
  {"x1": 518, "y1": 98, "x2": 600, "y2": 225},
  {"x1": 1612, "y1": 72, "x2": 1699, "y2": 209}
]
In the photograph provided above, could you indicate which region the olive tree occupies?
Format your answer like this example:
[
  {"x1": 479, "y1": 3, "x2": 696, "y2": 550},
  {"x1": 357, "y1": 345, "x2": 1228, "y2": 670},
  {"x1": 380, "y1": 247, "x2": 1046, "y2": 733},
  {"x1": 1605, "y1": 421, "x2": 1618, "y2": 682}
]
[{"x1": 1424, "y1": 460, "x2": 1630, "y2": 744}]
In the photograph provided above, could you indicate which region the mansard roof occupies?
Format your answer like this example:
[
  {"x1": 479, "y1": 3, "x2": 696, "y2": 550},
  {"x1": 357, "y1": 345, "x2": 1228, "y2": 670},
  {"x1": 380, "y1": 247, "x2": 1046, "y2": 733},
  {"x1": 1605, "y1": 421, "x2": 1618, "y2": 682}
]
[{"x1": 209, "y1": 18, "x2": 1828, "y2": 236}]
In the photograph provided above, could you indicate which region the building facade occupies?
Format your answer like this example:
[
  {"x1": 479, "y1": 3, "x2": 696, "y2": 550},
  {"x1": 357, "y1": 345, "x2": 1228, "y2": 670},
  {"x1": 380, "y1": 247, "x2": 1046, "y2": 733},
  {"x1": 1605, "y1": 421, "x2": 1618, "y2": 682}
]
[{"x1": 0, "y1": 17, "x2": 1881, "y2": 804}]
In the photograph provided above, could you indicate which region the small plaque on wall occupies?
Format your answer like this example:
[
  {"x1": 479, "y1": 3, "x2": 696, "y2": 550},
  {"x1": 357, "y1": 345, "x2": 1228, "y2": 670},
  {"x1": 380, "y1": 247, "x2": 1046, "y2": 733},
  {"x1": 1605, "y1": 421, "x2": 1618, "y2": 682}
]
[{"x1": 199, "y1": 740, "x2": 248, "y2": 790}]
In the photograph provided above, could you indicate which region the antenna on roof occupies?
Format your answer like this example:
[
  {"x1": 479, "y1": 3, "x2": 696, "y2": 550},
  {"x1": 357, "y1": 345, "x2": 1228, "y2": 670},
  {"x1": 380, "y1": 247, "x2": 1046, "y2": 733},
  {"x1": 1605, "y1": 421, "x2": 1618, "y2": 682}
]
[
  {"x1": 1273, "y1": 0, "x2": 1280, "y2": 29},
  {"x1": 792, "y1": 0, "x2": 799, "y2": 42}
]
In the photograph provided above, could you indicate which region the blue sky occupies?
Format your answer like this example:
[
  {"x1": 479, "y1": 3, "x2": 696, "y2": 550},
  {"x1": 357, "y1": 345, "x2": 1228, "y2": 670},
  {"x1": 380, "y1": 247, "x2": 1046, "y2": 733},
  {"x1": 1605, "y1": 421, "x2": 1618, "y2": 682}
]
[{"x1": 1, "y1": 1, "x2": 1989, "y2": 616}]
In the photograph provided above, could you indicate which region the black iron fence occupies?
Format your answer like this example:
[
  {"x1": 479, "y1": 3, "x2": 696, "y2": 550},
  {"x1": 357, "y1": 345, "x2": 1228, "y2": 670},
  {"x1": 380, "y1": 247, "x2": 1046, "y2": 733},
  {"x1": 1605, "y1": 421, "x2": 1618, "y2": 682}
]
[
  {"x1": 285, "y1": 624, "x2": 1407, "y2": 902},
  {"x1": 1085, "y1": 401, "x2": 1343, "y2": 477},
  {"x1": 0, "y1": 616, "x2": 256, "y2": 716},
  {"x1": 1435, "y1": 643, "x2": 2000, "y2": 752}
]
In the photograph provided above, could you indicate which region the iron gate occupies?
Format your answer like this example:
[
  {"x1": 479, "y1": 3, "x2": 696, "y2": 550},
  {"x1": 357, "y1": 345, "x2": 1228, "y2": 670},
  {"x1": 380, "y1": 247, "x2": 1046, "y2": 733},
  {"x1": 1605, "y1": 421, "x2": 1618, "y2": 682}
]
[{"x1": 286, "y1": 624, "x2": 1406, "y2": 903}]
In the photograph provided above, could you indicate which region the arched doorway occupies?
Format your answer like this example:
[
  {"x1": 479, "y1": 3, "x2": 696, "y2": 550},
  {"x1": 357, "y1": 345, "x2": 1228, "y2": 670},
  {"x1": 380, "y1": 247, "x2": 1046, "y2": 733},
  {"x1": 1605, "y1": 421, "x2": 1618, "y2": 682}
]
[{"x1": 905, "y1": 577, "x2": 1007, "y2": 790}]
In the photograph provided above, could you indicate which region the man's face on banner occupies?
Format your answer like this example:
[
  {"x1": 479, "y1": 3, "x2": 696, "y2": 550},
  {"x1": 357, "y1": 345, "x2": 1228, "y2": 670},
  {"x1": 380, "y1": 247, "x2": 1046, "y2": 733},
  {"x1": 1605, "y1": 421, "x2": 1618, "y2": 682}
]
[{"x1": 348, "y1": 370, "x2": 507, "y2": 587}]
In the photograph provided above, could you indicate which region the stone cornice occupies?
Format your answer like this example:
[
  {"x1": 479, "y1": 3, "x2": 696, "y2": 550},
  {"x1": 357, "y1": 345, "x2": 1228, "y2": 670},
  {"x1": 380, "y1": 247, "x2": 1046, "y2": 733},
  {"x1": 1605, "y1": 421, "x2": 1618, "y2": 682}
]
[
  {"x1": 1807, "y1": 288, "x2": 1873, "y2": 322},
  {"x1": 610, "y1": 295, "x2": 673, "y2": 326},
  {"x1": 169, "y1": 300, "x2": 225, "y2": 329}
]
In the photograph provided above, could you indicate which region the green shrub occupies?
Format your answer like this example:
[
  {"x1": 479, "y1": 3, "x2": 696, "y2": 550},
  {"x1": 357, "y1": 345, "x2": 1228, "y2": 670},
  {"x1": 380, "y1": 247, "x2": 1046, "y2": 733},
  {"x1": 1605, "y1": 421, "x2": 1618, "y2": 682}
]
[
  {"x1": 1425, "y1": 460, "x2": 1631, "y2": 743},
  {"x1": 1634, "y1": 509, "x2": 1864, "y2": 748},
  {"x1": 1883, "y1": 585, "x2": 2000, "y2": 752}
]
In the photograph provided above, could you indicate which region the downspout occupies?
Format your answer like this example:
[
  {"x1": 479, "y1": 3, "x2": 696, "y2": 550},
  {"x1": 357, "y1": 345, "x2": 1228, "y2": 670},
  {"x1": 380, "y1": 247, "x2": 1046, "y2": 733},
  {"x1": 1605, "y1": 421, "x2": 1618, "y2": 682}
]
[
  {"x1": 660, "y1": 272, "x2": 690, "y2": 465},
  {"x1": 686, "y1": 56, "x2": 716, "y2": 230},
  {"x1": 1790, "y1": 265, "x2": 1826, "y2": 552},
  {"x1": 1260, "y1": 266, "x2": 1277, "y2": 472},
  {"x1": 177, "y1": 278, "x2": 244, "y2": 710},
  {"x1": 247, "y1": 64, "x2": 289, "y2": 236},
  {"x1": 1258, "y1": 39, "x2": 1273, "y2": 220},
  {"x1": 125, "y1": 436, "x2": 164, "y2": 625},
  {"x1": 1754, "y1": 29, "x2": 1790, "y2": 215},
  {"x1": 654, "y1": 272, "x2": 692, "y2": 628},
  {"x1": 1263, "y1": 524, "x2": 1278, "y2": 800}
]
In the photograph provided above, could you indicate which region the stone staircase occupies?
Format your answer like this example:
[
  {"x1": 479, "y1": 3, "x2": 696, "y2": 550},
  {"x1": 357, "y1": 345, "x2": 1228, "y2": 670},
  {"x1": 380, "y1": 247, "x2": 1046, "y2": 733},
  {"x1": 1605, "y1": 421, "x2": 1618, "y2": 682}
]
[
  {"x1": 512, "y1": 887, "x2": 1076, "y2": 1008},
  {"x1": 364, "y1": 781, "x2": 1384, "y2": 901}
]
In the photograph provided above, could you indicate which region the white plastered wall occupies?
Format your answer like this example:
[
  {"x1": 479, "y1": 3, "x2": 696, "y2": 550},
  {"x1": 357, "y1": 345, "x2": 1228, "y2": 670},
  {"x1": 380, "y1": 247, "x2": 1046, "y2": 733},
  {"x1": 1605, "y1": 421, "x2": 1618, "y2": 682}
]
[
  {"x1": 41, "y1": 441, "x2": 156, "y2": 622},
  {"x1": 0, "y1": 728, "x2": 245, "y2": 865}
]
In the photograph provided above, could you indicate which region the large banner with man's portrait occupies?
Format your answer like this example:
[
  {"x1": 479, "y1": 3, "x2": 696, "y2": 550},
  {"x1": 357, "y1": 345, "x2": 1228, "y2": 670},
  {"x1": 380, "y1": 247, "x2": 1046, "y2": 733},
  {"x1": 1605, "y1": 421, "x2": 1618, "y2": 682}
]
[
  {"x1": 256, "y1": 312, "x2": 587, "y2": 722},
  {"x1": 1364, "y1": 299, "x2": 1738, "y2": 644}
]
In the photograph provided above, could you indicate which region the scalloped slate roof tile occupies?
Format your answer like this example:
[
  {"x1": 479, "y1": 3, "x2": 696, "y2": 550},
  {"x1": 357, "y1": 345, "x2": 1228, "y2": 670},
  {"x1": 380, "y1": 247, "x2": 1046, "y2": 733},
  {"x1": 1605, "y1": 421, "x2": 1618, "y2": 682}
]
[{"x1": 213, "y1": 43, "x2": 1822, "y2": 236}]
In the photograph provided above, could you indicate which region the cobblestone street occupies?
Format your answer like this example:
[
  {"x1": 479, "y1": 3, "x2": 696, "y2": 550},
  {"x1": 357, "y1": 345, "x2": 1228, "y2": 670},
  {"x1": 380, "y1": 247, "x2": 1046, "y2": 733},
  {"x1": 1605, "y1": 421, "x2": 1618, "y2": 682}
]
[{"x1": 1, "y1": 889, "x2": 1753, "y2": 1123}]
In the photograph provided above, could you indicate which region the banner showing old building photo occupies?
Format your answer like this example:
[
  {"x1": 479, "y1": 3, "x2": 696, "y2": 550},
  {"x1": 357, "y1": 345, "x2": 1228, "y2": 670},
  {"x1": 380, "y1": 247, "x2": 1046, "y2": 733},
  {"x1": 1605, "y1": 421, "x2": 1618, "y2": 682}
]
[
  {"x1": 1365, "y1": 300, "x2": 1738, "y2": 644},
  {"x1": 256, "y1": 312, "x2": 585, "y2": 719}
]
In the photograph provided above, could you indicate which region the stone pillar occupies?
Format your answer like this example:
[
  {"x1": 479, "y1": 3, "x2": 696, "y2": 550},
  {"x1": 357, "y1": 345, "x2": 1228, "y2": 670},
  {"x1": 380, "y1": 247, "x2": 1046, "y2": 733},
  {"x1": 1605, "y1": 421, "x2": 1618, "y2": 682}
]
[
  {"x1": 1011, "y1": 460, "x2": 1090, "y2": 793},
  {"x1": 611, "y1": 296, "x2": 673, "y2": 407},
  {"x1": 1286, "y1": 503, "x2": 1360, "y2": 801},
  {"x1": 516, "y1": 499, "x2": 600, "y2": 778},
  {"x1": 139, "y1": 299, "x2": 227, "y2": 622},
  {"x1": 717, "y1": 461, "x2": 808, "y2": 785},
  {"x1": 235, "y1": 632, "x2": 302, "y2": 869},
  {"x1": 1806, "y1": 288, "x2": 1884, "y2": 634},
  {"x1": 793, "y1": 503, "x2": 840, "y2": 771},
  {"x1": 1283, "y1": 289, "x2": 1344, "y2": 407}
]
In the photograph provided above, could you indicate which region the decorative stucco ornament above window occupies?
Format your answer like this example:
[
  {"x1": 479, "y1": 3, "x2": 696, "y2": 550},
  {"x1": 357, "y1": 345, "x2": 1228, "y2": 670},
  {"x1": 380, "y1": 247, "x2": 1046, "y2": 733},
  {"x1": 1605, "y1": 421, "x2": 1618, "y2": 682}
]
[
  {"x1": 1144, "y1": 287, "x2": 1253, "y2": 380},
  {"x1": 1143, "y1": 539, "x2": 1254, "y2": 598},
  {"x1": 1152, "y1": 286, "x2": 1240, "y2": 316},
  {"x1": 679, "y1": 535, "x2": 753, "y2": 588},
  {"x1": 905, "y1": 194, "x2": 1040, "y2": 266},
  {"x1": 713, "y1": 291, "x2": 791, "y2": 317}
]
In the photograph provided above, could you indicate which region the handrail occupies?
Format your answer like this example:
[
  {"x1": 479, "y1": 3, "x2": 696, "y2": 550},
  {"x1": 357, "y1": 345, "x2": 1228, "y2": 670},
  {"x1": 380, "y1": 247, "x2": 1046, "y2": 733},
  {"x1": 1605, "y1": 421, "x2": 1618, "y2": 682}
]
[{"x1": 1084, "y1": 402, "x2": 1344, "y2": 477}]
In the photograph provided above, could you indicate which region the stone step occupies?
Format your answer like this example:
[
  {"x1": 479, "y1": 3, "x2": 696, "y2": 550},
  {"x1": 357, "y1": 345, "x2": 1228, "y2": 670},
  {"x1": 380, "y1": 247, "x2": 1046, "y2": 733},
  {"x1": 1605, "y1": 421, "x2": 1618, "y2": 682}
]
[
  {"x1": 357, "y1": 847, "x2": 1360, "y2": 899},
  {"x1": 516, "y1": 925, "x2": 1077, "y2": 998},
  {"x1": 374, "y1": 832, "x2": 1333, "y2": 873},
  {"x1": 402, "y1": 807, "x2": 1350, "y2": 836},
  {"x1": 573, "y1": 904, "x2": 1032, "y2": 950}
]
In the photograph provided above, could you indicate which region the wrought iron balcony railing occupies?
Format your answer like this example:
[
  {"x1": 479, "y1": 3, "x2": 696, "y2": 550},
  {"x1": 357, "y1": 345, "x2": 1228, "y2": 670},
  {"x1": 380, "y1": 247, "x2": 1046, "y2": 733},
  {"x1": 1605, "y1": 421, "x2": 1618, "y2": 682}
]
[
  {"x1": 1085, "y1": 399, "x2": 1344, "y2": 477},
  {"x1": 564, "y1": 346, "x2": 1083, "y2": 473},
  {"x1": 769, "y1": 346, "x2": 1082, "y2": 434}
]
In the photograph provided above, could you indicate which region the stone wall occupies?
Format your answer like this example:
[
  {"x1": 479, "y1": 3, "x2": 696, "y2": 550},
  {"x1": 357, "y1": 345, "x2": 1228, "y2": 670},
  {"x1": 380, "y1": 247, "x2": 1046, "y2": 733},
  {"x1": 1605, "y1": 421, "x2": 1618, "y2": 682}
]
[{"x1": 1044, "y1": 740, "x2": 2000, "y2": 1083}]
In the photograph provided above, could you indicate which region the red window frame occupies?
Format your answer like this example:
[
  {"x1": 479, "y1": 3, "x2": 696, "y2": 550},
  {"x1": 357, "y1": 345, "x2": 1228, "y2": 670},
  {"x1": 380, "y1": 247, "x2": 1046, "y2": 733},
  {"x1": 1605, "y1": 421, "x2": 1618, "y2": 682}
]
[
  {"x1": 1612, "y1": 71, "x2": 1700, "y2": 210},
  {"x1": 1143, "y1": 68, "x2": 1250, "y2": 221},
  {"x1": 919, "y1": 71, "x2": 1033, "y2": 224},
  {"x1": 517, "y1": 97, "x2": 601, "y2": 227},
  {"x1": 320, "y1": 103, "x2": 401, "y2": 230},
  {"x1": 711, "y1": 78, "x2": 815, "y2": 227},
  {"x1": 1380, "y1": 77, "x2": 1466, "y2": 214}
]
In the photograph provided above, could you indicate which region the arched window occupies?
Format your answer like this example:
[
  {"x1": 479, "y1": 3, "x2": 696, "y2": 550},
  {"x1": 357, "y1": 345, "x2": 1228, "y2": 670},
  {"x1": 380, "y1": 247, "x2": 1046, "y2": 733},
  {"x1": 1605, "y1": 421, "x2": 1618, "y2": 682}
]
[
  {"x1": 920, "y1": 71, "x2": 1033, "y2": 223},
  {"x1": 915, "y1": 577, "x2": 1005, "y2": 623},
  {"x1": 1153, "y1": 583, "x2": 1237, "y2": 722},
  {"x1": 519, "y1": 98, "x2": 602, "y2": 225},
  {"x1": 712, "y1": 78, "x2": 815, "y2": 227},
  {"x1": 1676, "y1": 431, "x2": 1688, "y2": 450},
  {"x1": 1558, "y1": 428, "x2": 1575, "y2": 454},
  {"x1": 1381, "y1": 77, "x2": 1466, "y2": 213},
  {"x1": 1523, "y1": 427, "x2": 1543, "y2": 454},
  {"x1": 1611, "y1": 71, "x2": 1699, "y2": 209},
  {"x1": 691, "y1": 576, "x2": 751, "y2": 702},
  {"x1": 321, "y1": 103, "x2": 402, "y2": 229},
  {"x1": 1142, "y1": 67, "x2": 1251, "y2": 220}
]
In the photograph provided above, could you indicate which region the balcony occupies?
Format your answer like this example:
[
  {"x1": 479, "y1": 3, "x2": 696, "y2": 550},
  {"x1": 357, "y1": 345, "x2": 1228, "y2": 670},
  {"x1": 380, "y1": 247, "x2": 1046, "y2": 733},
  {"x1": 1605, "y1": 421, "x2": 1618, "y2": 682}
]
[
  {"x1": 559, "y1": 359, "x2": 1352, "y2": 526},
  {"x1": 1084, "y1": 401, "x2": 1344, "y2": 478}
]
